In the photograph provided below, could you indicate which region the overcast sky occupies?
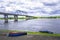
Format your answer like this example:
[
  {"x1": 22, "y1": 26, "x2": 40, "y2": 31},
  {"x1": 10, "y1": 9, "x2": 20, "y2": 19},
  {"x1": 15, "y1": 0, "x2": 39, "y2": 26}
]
[{"x1": 0, "y1": 0, "x2": 60, "y2": 16}]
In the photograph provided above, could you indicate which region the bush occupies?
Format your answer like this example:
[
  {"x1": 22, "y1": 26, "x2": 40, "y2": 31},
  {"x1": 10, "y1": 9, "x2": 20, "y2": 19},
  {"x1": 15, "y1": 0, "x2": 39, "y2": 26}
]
[{"x1": 39, "y1": 31, "x2": 53, "y2": 34}]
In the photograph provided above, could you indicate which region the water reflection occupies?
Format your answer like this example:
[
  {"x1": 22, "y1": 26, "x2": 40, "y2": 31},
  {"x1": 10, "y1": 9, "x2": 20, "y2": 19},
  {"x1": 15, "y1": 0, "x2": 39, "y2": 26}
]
[{"x1": 0, "y1": 19, "x2": 60, "y2": 34}]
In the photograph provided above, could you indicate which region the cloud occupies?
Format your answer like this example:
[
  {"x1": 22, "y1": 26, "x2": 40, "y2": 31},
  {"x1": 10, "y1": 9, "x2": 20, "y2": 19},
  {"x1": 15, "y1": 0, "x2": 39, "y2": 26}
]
[
  {"x1": 0, "y1": 0, "x2": 60, "y2": 16},
  {"x1": 40, "y1": 0, "x2": 60, "y2": 3},
  {"x1": 51, "y1": 10, "x2": 60, "y2": 14},
  {"x1": 43, "y1": 3, "x2": 57, "y2": 6}
]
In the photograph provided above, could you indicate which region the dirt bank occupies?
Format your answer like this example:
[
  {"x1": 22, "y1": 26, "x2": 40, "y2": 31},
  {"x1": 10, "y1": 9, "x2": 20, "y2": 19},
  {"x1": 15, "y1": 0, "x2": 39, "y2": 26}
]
[{"x1": 0, "y1": 35, "x2": 60, "y2": 40}]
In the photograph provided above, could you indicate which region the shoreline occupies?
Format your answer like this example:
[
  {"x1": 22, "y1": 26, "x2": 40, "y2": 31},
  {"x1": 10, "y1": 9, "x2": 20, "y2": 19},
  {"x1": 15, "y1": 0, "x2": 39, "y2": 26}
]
[{"x1": 0, "y1": 30, "x2": 60, "y2": 37}]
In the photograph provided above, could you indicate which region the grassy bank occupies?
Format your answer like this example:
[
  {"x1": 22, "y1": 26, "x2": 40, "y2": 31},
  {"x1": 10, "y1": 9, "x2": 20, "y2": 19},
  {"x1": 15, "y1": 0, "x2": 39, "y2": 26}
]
[
  {"x1": 0, "y1": 17, "x2": 40, "y2": 19},
  {"x1": 0, "y1": 16, "x2": 60, "y2": 20},
  {"x1": 27, "y1": 32, "x2": 60, "y2": 37},
  {"x1": 0, "y1": 17, "x2": 26, "y2": 20},
  {"x1": 0, "y1": 30, "x2": 60, "y2": 37}
]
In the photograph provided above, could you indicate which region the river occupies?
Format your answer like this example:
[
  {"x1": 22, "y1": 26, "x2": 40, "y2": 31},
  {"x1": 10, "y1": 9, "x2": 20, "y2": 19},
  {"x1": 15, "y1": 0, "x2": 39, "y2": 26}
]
[{"x1": 0, "y1": 19, "x2": 60, "y2": 34}]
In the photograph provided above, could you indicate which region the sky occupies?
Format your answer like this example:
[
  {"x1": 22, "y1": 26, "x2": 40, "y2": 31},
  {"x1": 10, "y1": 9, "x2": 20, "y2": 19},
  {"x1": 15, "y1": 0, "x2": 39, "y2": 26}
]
[{"x1": 0, "y1": 0, "x2": 60, "y2": 16}]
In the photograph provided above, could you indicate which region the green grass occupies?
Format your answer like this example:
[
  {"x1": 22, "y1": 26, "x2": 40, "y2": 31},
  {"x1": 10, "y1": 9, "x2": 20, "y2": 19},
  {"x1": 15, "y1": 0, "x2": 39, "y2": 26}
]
[
  {"x1": 0, "y1": 30, "x2": 26, "y2": 33},
  {"x1": 27, "y1": 32, "x2": 60, "y2": 37}
]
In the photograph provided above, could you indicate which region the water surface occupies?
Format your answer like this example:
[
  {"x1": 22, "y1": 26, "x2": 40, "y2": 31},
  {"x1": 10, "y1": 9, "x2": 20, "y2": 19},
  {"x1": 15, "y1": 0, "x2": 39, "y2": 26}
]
[{"x1": 0, "y1": 19, "x2": 60, "y2": 34}]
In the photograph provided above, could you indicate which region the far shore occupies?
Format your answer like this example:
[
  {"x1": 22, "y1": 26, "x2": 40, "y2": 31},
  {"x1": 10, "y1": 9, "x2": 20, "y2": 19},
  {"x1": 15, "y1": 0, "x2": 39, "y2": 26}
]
[{"x1": 0, "y1": 16, "x2": 60, "y2": 20}]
